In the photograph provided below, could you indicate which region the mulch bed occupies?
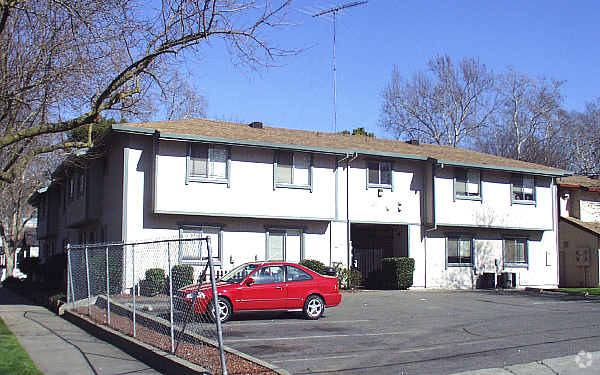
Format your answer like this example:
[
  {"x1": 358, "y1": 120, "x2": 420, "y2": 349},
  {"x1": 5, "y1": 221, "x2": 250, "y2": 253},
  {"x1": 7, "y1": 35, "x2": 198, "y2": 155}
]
[{"x1": 74, "y1": 306, "x2": 275, "y2": 375}]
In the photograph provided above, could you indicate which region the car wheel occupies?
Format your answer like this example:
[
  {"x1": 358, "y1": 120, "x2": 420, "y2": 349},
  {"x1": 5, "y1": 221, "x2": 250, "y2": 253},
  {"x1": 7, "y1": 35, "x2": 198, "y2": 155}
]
[
  {"x1": 303, "y1": 295, "x2": 324, "y2": 320},
  {"x1": 209, "y1": 297, "x2": 232, "y2": 323}
]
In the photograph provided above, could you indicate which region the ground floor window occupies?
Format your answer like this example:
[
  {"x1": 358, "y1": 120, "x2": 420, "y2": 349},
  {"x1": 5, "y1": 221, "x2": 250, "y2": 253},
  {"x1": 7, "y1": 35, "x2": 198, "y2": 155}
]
[
  {"x1": 179, "y1": 225, "x2": 222, "y2": 265},
  {"x1": 504, "y1": 238, "x2": 528, "y2": 266},
  {"x1": 446, "y1": 236, "x2": 473, "y2": 266},
  {"x1": 266, "y1": 229, "x2": 303, "y2": 263}
]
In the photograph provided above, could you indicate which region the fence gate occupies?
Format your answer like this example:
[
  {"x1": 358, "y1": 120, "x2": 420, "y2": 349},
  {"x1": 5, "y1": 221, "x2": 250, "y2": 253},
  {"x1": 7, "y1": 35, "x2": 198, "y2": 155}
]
[{"x1": 353, "y1": 248, "x2": 384, "y2": 281}]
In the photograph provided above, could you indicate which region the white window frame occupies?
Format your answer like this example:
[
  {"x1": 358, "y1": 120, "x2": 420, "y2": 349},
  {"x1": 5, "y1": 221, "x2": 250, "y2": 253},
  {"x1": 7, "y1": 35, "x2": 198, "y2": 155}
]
[
  {"x1": 511, "y1": 175, "x2": 536, "y2": 205},
  {"x1": 179, "y1": 225, "x2": 223, "y2": 265},
  {"x1": 503, "y1": 237, "x2": 529, "y2": 268},
  {"x1": 454, "y1": 168, "x2": 482, "y2": 201},
  {"x1": 186, "y1": 143, "x2": 231, "y2": 186},
  {"x1": 265, "y1": 228, "x2": 304, "y2": 262},
  {"x1": 273, "y1": 151, "x2": 313, "y2": 191},
  {"x1": 445, "y1": 235, "x2": 474, "y2": 268},
  {"x1": 366, "y1": 160, "x2": 393, "y2": 190}
]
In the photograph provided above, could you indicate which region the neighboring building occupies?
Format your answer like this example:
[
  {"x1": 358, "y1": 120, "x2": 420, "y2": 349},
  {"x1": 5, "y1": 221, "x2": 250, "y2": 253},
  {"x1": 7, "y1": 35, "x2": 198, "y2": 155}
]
[
  {"x1": 30, "y1": 118, "x2": 570, "y2": 289},
  {"x1": 558, "y1": 175, "x2": 600, "y2": 287}
]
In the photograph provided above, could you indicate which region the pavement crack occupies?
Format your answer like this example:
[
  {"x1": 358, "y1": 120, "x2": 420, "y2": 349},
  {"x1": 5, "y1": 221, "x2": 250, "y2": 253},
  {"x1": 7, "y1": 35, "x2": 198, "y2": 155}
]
[{"x1": 538, "y1": 360, "x2": 560, "y2": 375}]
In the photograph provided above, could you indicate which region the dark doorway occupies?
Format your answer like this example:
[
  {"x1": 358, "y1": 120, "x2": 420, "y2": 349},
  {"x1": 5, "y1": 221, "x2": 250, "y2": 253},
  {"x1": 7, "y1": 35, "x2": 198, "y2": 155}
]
[{"x1": 351, "y1": 224, "x2": 408, "y2": 286}]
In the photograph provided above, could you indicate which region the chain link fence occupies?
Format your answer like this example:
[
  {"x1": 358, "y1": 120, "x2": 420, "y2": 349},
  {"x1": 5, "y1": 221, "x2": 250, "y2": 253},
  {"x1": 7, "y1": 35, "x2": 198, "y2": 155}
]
[{"x1": 66, "y1": 237, "x2": 229, "y2": 374}]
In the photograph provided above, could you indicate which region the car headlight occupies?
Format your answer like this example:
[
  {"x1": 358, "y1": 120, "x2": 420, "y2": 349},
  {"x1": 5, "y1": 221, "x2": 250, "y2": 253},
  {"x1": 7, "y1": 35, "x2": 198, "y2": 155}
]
[{"x1": 185, "y1": 291, "x2": 205, "y2": 299}]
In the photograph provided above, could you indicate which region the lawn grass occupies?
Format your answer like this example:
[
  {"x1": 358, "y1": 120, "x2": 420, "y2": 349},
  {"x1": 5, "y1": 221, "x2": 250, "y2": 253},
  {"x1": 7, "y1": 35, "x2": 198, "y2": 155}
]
[
  {"x1": 0, "y1": 317, "x2": 42, "y2": 375},
  {"x1": 556, "y1": 288, "x2": 600, "y2": 295}
]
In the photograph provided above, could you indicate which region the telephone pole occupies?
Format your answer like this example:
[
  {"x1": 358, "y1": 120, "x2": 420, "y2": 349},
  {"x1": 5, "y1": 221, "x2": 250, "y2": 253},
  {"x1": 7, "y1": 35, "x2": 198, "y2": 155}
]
[{"x1": 313, "y1": 1, "x2": 367, "y2": 133}]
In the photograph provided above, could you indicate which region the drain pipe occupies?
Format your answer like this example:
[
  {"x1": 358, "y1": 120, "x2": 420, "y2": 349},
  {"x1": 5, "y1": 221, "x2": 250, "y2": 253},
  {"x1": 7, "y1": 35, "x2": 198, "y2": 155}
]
[{"x1": 346, "y1": 153, "x2": 359, "y2": 270}]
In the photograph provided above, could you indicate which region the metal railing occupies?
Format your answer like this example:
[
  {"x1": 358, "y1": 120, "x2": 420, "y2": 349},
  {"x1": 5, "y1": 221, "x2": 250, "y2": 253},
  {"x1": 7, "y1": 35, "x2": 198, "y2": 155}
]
[{"x1": 66, "y1": 237, "x2": 228, "y2": 374}]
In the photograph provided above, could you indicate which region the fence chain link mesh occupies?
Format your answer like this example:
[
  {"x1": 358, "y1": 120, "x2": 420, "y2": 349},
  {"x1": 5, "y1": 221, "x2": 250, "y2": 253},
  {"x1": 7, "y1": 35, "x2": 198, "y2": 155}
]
[{"x1": 66, "y1": 238, "x2": 229, "y2": 374}]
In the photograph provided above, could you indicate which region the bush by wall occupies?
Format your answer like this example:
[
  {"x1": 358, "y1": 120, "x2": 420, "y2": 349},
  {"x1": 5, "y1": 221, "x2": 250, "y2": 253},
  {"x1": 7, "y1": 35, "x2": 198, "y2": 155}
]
[
  {"x1": 141, "y1": 268, "x2": 165, "y2": 296},
  {"x1": 170, "y1": 264, "x2": 194, "y2": 291},
  {"x1": 381, "y1": 257, "x2": 415, "y2": 290},
  {"x1": 299, "y1": 259, "x2": 327, "y2": 275},
  {"x1": 334, "y1": 265, "x2": 362, "y2": 289}
]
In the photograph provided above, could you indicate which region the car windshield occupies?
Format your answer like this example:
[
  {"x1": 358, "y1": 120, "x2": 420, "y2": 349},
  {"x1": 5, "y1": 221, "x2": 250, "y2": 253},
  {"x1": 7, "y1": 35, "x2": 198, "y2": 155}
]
[{"x1": 220, "y1": 263, "x2": 260, "y2": 284}]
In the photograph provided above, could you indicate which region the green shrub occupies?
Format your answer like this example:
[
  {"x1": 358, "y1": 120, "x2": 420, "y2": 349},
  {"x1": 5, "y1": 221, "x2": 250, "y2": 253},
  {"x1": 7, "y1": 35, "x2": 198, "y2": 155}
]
[
  {"x1": 335, "y1": 266, "x2": 362, "y2": 289},
  {"x1": 142, "y1": 268, "x2": 165, "y2": 296},
  {"x1": 299, "y1": 259, "x2": 327, "y2": 275},
  {"x1": 170, "y1": 264, "x2": 194, "y2": 291},
  {"x1": 381, "y1": 257, "x2": 415, "y2": 290}
]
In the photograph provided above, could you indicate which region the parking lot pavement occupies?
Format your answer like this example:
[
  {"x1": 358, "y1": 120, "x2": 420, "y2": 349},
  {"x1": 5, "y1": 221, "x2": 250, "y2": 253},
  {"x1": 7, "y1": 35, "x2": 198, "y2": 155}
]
[{"x1": 216, "y1": 290, "x2": 600, "y2": 375}]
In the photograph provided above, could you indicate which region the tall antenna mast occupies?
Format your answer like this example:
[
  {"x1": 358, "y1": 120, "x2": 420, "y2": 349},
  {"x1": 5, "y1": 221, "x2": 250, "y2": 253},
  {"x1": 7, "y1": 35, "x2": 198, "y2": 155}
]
[{"x1": 313, "y1": 1, "x2": 367, "y2": 133}]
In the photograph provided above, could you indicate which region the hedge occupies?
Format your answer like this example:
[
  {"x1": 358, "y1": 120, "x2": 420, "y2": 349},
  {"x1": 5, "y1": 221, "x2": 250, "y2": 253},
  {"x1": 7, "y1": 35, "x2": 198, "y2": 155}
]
[
  {"x1": 142, "y1": 268, "x2": 165, "y2": 296},
  {"x1": 170, "y1": 264, "x2": 194, "y2": 291},
  {"x1": 299, "y1": 259, "x2": 327, "y2": 275},
  {"x1": 381, "y1": 257, "x2": 415, "y2": 290}
]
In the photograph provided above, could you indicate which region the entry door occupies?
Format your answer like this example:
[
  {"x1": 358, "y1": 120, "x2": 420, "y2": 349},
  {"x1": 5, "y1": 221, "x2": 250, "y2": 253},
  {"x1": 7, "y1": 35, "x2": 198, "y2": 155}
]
[{"x1": 238, "y1": 265, "x2": 287, "y2": 310}]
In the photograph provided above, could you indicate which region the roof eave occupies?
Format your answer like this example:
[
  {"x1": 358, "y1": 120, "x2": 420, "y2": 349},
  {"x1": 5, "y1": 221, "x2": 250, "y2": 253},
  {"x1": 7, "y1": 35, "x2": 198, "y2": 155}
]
[{"x1": 435, "y1": 159, "x2": 572, "y2": 177}]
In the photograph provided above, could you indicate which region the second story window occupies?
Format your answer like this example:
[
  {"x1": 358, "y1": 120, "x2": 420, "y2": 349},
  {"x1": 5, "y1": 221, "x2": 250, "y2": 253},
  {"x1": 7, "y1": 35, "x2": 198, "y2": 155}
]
[
  {"x1": 455, "y1": 168, "x2": 481, "y2": 200},
  {"x1": 511, "y1": 175, "x2": 535, "y2": 204},
  {"x1": 187, "y1": 143, "x2": 229, "y2": 184},
  {"x1": 275, "y1": 151, "x2": 311, "y2": 189},
  {"x1": 367, "y1": 161, "x2": 392, "y2": 189}
]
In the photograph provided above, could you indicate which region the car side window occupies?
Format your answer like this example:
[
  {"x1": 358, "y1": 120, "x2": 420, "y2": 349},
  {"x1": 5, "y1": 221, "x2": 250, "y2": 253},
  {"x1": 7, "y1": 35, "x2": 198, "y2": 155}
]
[
  {"x1": 253, "y1": 266, "x2": 285, "y2": 285},
  {"x1": 286, "y1": 266, "x2": 313, "y2": 282}
]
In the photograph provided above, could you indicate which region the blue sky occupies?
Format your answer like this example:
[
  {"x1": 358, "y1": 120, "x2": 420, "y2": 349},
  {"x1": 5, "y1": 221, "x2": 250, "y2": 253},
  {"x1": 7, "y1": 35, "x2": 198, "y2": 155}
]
[{"x1": 187, "y1": 1, "x2": 599, "y2": 138}]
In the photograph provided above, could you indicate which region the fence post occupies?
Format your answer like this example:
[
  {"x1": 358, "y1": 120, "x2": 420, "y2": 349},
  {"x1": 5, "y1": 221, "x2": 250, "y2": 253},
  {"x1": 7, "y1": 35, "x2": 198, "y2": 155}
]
[
  {"x1": 207, "y1": 237, "x2": 228, "y2": 375},
  {"x1": 85, "y1": 246, "x2": 92, "y2": 317},
  {"x1": 67, "y1": 244, "x2": 72, "y2": 307},
  {"x1": 105, "y1": 246, "x2": 111, "y2": 326},
  {"x1": 167, "y1": 241, "x2": 175, "y2": 353},
  {"x1": 132, "y1": 244, "x2": 136, "y2": 338}
]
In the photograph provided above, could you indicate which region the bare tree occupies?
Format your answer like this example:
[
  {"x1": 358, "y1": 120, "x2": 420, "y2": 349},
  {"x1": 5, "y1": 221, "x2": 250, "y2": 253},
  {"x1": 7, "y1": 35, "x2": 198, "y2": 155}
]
[
  {"x1": 567, "y1": 99, "x2": 600, "y2": 174},
  {"x1": 379, "y1": 55, "x2": 496, "y2": 147},
  {"x1": 0, "y1": 0, "x2": 296, "y2": 184},
  {"x1": 477, "y1": 68, "x2": 565, "y2": 165}
]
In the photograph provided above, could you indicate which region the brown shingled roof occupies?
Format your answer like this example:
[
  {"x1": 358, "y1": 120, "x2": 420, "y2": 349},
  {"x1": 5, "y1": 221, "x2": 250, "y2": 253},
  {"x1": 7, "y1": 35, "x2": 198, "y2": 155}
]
[
  {"x1": 558, "y1": 175, "x2": 600, "y2": 190},
  {"x1": 561, "y1": 216, "x2": 600, "y2": 236},
  {"x1": 118, "y1": 118, "x2": 569, "y2": 175}
]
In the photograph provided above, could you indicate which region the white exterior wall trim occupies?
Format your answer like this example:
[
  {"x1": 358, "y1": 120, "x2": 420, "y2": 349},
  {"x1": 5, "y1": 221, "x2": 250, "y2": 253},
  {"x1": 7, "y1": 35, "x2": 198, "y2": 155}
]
[
  {"x1": 436, "y1": 223, "x2": 552, "y2": 231},
  {"x1": 154, "y1": 209, "x2": 333, "y2": 222}
]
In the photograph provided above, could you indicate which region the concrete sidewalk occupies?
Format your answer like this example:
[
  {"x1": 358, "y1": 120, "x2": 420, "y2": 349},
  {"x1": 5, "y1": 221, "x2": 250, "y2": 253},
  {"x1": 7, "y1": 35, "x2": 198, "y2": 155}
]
[
  {"x1": 0, "y1": 286, "x2": 161, "y2": 375},
  {"x1": 451, "y1": 351, "x2": 600, "y2": 375}
]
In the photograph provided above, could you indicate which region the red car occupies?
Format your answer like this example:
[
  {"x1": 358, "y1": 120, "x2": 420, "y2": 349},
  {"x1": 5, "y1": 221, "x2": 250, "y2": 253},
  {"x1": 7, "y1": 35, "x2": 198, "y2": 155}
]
[{"x1": 174, "y1": 262, "x2": 342, "y2": 322}]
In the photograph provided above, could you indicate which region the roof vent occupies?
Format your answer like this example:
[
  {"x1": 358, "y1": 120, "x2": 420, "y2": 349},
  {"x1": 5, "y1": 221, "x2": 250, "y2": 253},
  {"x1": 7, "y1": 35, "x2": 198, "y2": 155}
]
[
  {"x1": 248, "y1": 121, "x2": 263, "y2": 129},
  {"x1": 406, "y1": 139, "x2": 419, "y2": 146}
]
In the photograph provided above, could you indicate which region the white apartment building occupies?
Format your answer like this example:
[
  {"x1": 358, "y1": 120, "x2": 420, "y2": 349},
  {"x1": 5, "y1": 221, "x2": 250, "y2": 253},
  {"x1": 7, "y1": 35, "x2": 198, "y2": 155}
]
[{"x1": 31, "y1": 118, "x2": 570, "y2": 289}]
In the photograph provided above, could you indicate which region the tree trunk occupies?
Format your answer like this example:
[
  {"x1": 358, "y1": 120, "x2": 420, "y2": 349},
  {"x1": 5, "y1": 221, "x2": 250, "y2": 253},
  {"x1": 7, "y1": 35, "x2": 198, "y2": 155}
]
[{"x1": 5, "y1": 245, "x2": 15, "y2": 277}]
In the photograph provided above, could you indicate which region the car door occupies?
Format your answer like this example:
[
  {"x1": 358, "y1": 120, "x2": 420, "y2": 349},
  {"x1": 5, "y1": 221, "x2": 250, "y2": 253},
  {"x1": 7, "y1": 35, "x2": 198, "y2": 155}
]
[
  {"x1": 237, "y1": 265, "x2": 287, "y2": 310},
  {"x1": 285, "y1": 265, "x2": 315, "y2": 309}
]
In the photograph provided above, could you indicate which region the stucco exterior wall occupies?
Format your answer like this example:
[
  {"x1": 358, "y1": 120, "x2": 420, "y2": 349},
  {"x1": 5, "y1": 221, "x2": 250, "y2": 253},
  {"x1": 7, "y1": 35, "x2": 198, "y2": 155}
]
[
  {"x1": 435, "y1": 167, "x2": 554, "y2": 230},
  {"x1": 421, "y1": 228, "x2": 558, "y2": 289},
  {"x1": 559, "y1": 220, "x2": 600, "y2": 287}
]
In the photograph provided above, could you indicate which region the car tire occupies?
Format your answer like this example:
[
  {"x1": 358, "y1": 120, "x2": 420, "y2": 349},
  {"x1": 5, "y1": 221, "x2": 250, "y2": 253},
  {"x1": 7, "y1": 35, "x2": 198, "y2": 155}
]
[
  {"x1": 303, "y1": 295, "x2": 324, "y2": 320},
  {"x1": 208, "y1": 297, "x2": 232, "y2": 323}
]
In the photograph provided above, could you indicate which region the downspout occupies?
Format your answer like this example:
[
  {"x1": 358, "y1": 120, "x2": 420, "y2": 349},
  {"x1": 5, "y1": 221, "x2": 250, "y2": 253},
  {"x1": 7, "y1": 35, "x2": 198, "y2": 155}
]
[
  {"x1": 346, "y1": 153, "x2": 359, "y2": 269},
  {"x1": 333, "y1": 153, "x2": 351, "y2": 267},
  {"x1": 423, "y1": 162, "x2": 437, "y2": 288}
]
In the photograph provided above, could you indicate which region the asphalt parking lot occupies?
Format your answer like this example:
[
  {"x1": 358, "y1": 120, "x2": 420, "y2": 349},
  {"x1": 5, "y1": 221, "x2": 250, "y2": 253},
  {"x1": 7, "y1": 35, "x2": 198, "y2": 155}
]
[{"x1": 217, "y1": 290, "x2": 600, "y2": 375}]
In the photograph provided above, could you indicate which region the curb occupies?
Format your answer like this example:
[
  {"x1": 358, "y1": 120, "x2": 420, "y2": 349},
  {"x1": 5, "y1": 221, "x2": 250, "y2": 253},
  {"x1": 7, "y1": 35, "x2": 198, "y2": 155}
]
[
  {"x1": 64, "y1": 309, "x2": 211, "y2": 375},
  {"x1": 525, "y1": 287, "x2": 600, "y2": 299},
  {"x1": 74, "y1": 296, "x2": 291, "y2": 375}
]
